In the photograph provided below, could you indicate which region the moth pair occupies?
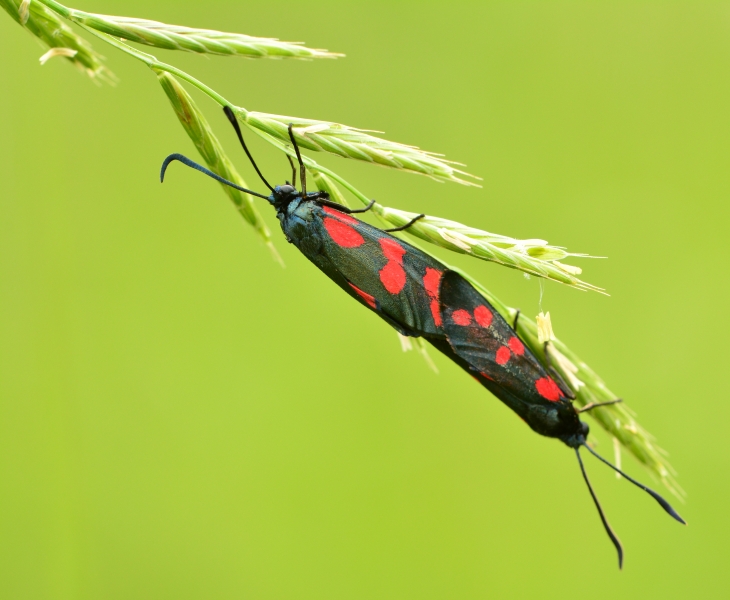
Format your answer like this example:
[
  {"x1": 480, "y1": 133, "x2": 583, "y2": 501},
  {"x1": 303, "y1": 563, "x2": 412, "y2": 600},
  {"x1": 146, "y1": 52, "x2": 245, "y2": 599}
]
[{"x1": 160, "y1": 107, "x2": 684, "y2": 568}]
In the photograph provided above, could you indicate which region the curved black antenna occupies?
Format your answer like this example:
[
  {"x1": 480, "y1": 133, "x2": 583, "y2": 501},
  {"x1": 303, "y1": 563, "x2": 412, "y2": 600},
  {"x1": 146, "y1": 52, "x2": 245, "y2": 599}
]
[
  {"x1": 160, "y1": 153, "x2": 270, "y2": 200},
  {"x1": 223, "y1": 106, "x2": 275, "y2": 193},
  {"x1": 582, "y1": 443, "x2": 686, "y2": 525},
  {"x1": 576, "y1": 448, "x2": 624, "y2": 569},
  {"x1": 288, "y1": 123, "x2": 307, "y2": 196}
]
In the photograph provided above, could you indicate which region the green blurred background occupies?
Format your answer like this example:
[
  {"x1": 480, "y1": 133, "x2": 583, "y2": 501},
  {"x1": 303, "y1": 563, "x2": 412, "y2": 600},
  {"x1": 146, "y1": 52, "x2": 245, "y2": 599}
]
[{"x1": 1, "y1": 1, "x2": 728, "y2": 597}]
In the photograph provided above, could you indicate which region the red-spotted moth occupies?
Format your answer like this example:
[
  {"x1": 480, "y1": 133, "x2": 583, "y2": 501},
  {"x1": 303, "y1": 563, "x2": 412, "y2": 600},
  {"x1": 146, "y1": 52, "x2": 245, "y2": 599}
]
[{"x1": 159, "y1": 107, "x2": 685, "y2": 568}]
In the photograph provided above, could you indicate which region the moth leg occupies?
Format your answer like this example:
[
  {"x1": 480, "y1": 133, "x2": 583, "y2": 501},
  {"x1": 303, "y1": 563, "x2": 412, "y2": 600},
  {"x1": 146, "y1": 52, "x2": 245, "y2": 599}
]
[
  {"x1": 384, "y1": 213, "x2": 425, "y2": 233},
  {"x1": 286, "y1": 154, "x2": 297, "y2": 188},
  {"x1": 579, "y1": 399, "x2": 623, "y2": 413},
  {"x1": 317, "y1": 198, "x2": 374, "y2": 214},
  {"x1": 512, "y1": 309, "x2": 521, "y2": 331},
  {"x1": 349, "y1": 199, "x2": 377, "y2": 214},
  {"x1": 544, "y1": 342, "x2": 576, "y2": 400}
]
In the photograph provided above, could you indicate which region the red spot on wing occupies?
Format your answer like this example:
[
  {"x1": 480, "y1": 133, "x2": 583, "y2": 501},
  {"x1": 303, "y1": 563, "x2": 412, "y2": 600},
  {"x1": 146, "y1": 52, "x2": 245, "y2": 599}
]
[
  {"x1": 508, "y1": 336, "x2": 525, "y2": 355},
  {"x1": 451, "y1": 309, "x2": 472, "y2": 326},
  {"x1": 380, "y1": 238, "x2": 406, "y2": 261},
  {"x1": 378, "y1": 238, "x2": 407, "y2": 294},
  {"x1": 324, "y1": 217, "x2": 364, "y2": 248},
  {"x1": 423, "y1": 267, "x2": 443, "y2": 327},
  {"x1": 429, "y1": 300, "x2": 442, "y2": 327},
  {"x1": 495, "y1": 346, "x2": 511, "y2": 365},
  {"x1": 480, "y1": 371, "x2": 494, "y2": 381},
  {"x1": 474, "y1": 305, "x2": 493, "y2": 328},
  {"x1": 348, "y1": 282, "x2": 377, "y2": 309},
  {"x1": 535, "y1": 377, "x2": 563, "y2": 402},
  {"x1": 423, "y1": 268, "x2": 441, "y2": 298},
  {"x1": 380, "y1": 263, "x2": 406, "y2": 294},
  {"x1": 322, "y1": 205, "x2": 359, "y2": 225}
]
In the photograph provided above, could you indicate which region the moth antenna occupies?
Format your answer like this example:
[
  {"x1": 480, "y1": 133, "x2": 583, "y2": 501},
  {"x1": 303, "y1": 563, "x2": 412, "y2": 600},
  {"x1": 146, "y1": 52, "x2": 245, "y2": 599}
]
[
  {"x1": 575, "y1": 448, "x2": 624, "y2": 569},
  {"x1": 582, "y1": 443, "x2": 686, "y2": 525},
  {"x1": 160, "y1": 153, "x2": 270, "y2": 200},
  {"x1": 223, "y1": 106, "x2": 275, "y2": 192},
  {"x1": 287, "y1": 123, "x2": 307, "y2": 196}
]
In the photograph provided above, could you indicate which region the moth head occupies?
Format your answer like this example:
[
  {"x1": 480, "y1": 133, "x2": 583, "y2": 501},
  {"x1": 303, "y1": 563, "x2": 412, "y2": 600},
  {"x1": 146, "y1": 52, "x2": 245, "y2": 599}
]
[
  {"x1": 270, "y1": 184, "x2": 300, "y2": 210},
  {"x1": 559, "y1": 417, "x2": 589, "y2": 449},
  {"x1": 277, "y1": 184, "x2": 296, "y2": 196}
]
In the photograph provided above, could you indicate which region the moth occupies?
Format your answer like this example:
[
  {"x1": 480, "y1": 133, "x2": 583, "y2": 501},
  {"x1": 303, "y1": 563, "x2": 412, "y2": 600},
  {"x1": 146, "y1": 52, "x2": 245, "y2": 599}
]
[{"x1": 159, "y1": 107, "x2": 685, "y2": 567}]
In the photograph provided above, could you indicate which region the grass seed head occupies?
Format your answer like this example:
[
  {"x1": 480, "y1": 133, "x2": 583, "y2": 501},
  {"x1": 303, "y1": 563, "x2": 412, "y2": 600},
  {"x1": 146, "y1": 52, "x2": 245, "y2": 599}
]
[
  {"x1": 234, "y1": 109, "x2": 480, "y2": 185},
  {"x1": 1, "y1": 0, "x2": 115, "y2": 82},
  {"x1": 375, "y1": 205, "x2": 603, "y2": 292},
  {"x1": 59, "y1": 7, "x2": 342, "y2": 59},
  {"x1": 157, "y1": 72, "x2": 275, "y2": 256}
]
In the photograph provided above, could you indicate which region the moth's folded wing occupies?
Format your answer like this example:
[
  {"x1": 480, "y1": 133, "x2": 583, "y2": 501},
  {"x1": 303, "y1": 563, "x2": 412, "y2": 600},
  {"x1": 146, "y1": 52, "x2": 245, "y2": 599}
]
[{"x1": 439, "y1": 271, "x2": 567, "y2": 406}]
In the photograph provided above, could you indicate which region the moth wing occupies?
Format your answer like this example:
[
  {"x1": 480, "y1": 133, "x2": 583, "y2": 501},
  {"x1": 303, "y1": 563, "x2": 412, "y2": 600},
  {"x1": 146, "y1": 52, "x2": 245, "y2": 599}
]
[
  {"x1": 312, "y1": 205, "x2": 446, "y2": 335},
  {"x1": 439, "y1": 270, "x2": 567, "y2": 406}
]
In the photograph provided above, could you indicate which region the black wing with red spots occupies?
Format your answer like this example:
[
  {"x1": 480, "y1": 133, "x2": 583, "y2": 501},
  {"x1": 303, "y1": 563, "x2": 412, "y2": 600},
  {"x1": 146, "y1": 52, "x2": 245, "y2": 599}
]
[
  {"x1": 439, "y1": 271, "x2": 581, "y2": 439},
  {"x1": 283, "y1": 200, "x2": 447, "y2": 337},
  {"x1": 162, "y1": 142, "x2": 685, "y2": 569},
  {"x1": 282, "y1": 198, "x2": 582, "y2": 441}
]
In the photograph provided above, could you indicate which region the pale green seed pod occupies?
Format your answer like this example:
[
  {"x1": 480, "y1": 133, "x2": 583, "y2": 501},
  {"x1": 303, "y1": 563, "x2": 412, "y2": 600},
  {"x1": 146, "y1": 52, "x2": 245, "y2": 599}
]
[
  {"x1": 157, "y1": 72, "x2": 280, "y2": 264},
  {"x1": 373, "y1": 204, "x2": 603, "y2": 293},
  {"x1": 47, "y1": 3, "x2": 343, "y2": 60},
  {"x1": 232, "y1": 108, "x2": 481, "y2": 186},
  {"x1": 1, "y1": 0, "x2": 114, "y2": 82}
]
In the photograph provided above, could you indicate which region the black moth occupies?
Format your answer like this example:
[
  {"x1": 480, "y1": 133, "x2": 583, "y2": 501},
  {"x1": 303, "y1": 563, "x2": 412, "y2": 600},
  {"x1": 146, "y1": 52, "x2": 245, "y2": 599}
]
[{"x1": 159, "y1": 106, "x2": 685, "y2": 568}]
